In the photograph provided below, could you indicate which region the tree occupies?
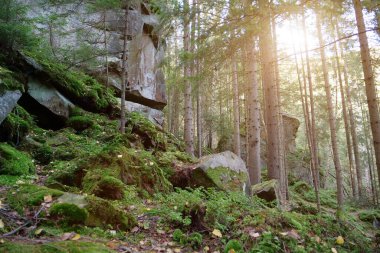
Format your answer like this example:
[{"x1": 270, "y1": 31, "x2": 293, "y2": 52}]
[
  {"x1": 352, "y1": 0, "x2": 380, "y2": 189},
  {"x1": 316, "y1": 14, "x2": 344, "y2": 213},
  {"x1": 120, "y1": 5, "x2": 128, "y2": 133},
  {"x1": 258, "y1": 0, "x2": 287, "y2": 205}
]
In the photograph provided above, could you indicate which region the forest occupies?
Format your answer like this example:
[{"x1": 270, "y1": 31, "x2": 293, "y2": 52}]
[{"x1": 0, "y1": 0, "x2": 379, "y2": 252}]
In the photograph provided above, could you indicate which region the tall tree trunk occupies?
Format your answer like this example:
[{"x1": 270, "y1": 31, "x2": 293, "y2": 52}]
[
  {"x1": 302, "y1": 12, "x2": 320, "y2": 188},
  {"x1": 333, "y1": 27, "x2": 359, "y2": 197},
  {"x1": 259, "y1": 0, "x2": 286, "y2": 205},
  {"x1": 120, "y1": 6, "x2": 128, "y2": 134},
  {"x1": 232, "y1": 56, "x2": 241, "y2": 157},
  {"x1": 246, "y1": 38, "x2": 261, "y2": 186},
  {"x1": 353, "y1": 0, "x2": 380, "y2": 189},
  {"x1": 183, "y1": 0, "x2": 194, "y2": 156},
  {"x1": 316, "y1": 15, "x2": 344, "y2": 212},
  {"x1": 336, "y1": 24, "x2": 360, "y2": 197},
  {"x1": 293, "y1": 29, "x2": 320, "y2": 211},
  {"x1": 103, "y1": 11, "x2": 109, "y2": 86}
]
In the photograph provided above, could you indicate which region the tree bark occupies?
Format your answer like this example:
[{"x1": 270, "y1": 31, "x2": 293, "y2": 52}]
[
  {"x1": 352, "y1": 0, "x2": 380, "y2": 190},
  {"x1": 183, "y1": 0, "x2": 194, "y2": 156},
  {"x1": 258, "y1": 0, "x2": 286, "y2": 205},
  {"x1": 316, "y1": 15, "x2": 344, "y2": 212},
  {"x1": 246, "y1": 38, "x2": 261, "y2": 186},
  {"x1": 232, "y1": 56, "x2": 241, "y2": 157},
  {"x1": 120, "y1": 6, "x2": 128, "y2": 134}
]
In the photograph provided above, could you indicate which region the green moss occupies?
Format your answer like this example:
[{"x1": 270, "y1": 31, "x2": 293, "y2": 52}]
[
  {"x1": 24, "y1": 50, "x2": 117, "y2": 113},
  {"x1": 32, "y1": 144, "x2": 53, "y2": 165},
  {"x1": 0, "y1": 105, "x2": 35, "y2": 143},
  {"x1": 0, "y1": 143, "x2": 35, "y2": 176},
  {"x1": 83, "y1": 174, "x2": 125, "y2": 200},
  {"x1": 0, "y1": 175, "x2": 22, "y2": 186},
  {"x1": 49, "y1": 203, "x2": 89, "y2": 225},
  {"x1": 0, "y1": 241, "x2": 112, "y2": 253},
  {"x1": 67, "y1": 116, "x2": 93, "y2": 131},
  {"x1": 358, "y1": 209, "x2": 380, "y2": 222},
  {"x1": 206, "y1": 166, "x2": 248, "y2": 191},
  {"x1": 0, "y1": 66, "x2": 24, "y2": 93},
  {"x1": 291, "y1": 181, "x2": 311, "y2": 194},
  {"x1": 7, "y1": 184, "x2": 63, "y2": 214},
  {"x1": 85, "y1": 195, "x2": 136, "y2": 230},
  {"x1": 224, "y1": 239, "x2": 243, "y2": 253}
]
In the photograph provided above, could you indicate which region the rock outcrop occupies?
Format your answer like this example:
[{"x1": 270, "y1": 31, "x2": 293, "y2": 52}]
[
  {"x1": 24, "y1": 1, "x2": 167, "y2": 123},
  {"x1": 0, "y1": 90, "x2": 22, "y2": 124}
]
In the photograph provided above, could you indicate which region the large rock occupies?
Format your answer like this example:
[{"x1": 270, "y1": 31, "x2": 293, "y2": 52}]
[
  {"x1": 24, "y1": 1, "x2": 167, "y2": 115},
  {"x1": 251, "y1": 179, "x2": 280, "y2": 203},
  {"x1": 171, "y1": 151, "x2": 250, "y2": 192},
  {"x1": 0, "y1": 90, "x2": 22, "y2": 125},
  {"x1": 27, "y1": 77, "x2": 74, "y2": 119}
]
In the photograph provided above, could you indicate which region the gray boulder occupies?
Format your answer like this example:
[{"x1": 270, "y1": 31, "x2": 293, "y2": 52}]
[
  {"x1": 251, "y1": 179, "x2": 280, "y2": 203},
  {"x1": 0, "y1": 90, "x2": 22, "y2": 125},
  {"x1": 27, "y1": 77, "x2": 74, "y2": 119},
  {"x1": 197, "y1": 151, "x2": 250, "y2": 192}
]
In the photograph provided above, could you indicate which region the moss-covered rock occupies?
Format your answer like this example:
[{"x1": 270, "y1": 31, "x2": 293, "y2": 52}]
[
  {"x1": 0, "y1": 66, "x2": 24, "y2": 93},
  {"x1": 7, "y1": 184, "x2": 63, "y2": 214},
  {"x1": 67, "y1": 115, "x2": 93, "y2": 131},
  {"x1": 0, "y1": 143, "x2": 35, "y2": 176},
  {"x1": 0, "y1": 105, "x2": 35, "y2": 143},
  {"x1": 251, "y1": 180, "x2": 279, "y2": 204},
  {"x1": 0, "y1": 241, "x2": 112, "y2": 253},
  {"x1": 83, "y1": 174, "x2": 125, "y2": 200},
  {"x1": 49, "y1": 203, "x2": 89, "y2": 225},
  {"x1": 358, "y1": 209, "x2": 380, "y2": 222},
  {"x1": 85, "y1": 196, "x2": 136, "y2": 230},
  {"x1": 32, "y1": 144, "x2": 53, "y2": 165}
]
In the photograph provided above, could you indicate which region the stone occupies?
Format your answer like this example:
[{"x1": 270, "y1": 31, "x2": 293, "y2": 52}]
[
  {"x1": 169, "y1": 151, "x2": 250, "y2": 192},
  {"x1": 57, "y1": 193, "x2": 87, "y2": 208},
  {"x1": 27, "y1": 77, "x2": 74, "y2": 119},
  {"x1": 126, "y1": 101, "x2": 164, "y2": 126},
  {"x1": 0, "y1": 90, "x2": 22, "y2": 125},
  {"x1": 251, "y1": 179, "x2": 280, "y2": 203}
]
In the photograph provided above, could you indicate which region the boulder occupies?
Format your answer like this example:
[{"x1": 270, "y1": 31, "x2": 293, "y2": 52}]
[
  {"x1": 171, "y1": 151, "x2": 250, "y2": 192},
  {"x1": 251, "y1": 179, "x2": 280, "y2": 203},
  {"x1": 0, "y1": 90, "x2": 22, "y2": 125}
]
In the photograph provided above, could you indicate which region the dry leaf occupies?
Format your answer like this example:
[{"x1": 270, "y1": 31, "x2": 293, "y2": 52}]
[
  {"x1": 117, "y1": 154, "x2": 123, "y2": 158},
  {"x1": 249, "y1": 231, "x2": 260, "y2": 238},
  {"x1": 212, "y1": 229, "x2": 222, "y2": 238},
  {"x1": 44, "y1": 195, "x2": 52, "y2": 203},
  {"x1": 336, "y1": 236, "x2": 344, "y2": 245},
  {"x1": 0, "y1": 219, "x2": 4, "y2": 229},
  {"x1": 61, "y1": 232, "x2": 75, "y2": 241},
  {"x1": 131, "y1": 227, "x2": 139, "y2": 233},
  {"x1": 288, "y1": 229, "x2": 301, "y2": 240},
  {"x1": 228, "y1": 250, "x2": 236, "y2": 253},
  {"x1": 71, "y1": 233, "x2": 81, "y2": 241},
  {"x1": 174, "y1": 248, "x2": 181, "y2": 253},
  {"x1": 35, "y1": 228, "x2": 44, "y2": 235},
  {"x1": 331, "y1": 248, "x2": 338, "y2": 253},
  {"x1": 203, "y1": 246, "x2": 210, "y2": 252}
]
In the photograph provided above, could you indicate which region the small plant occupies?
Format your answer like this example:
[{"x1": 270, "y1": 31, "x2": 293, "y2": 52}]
[
  {"x1": 224, "y1": 239, "x2": 243, "y2": 253},
  {"x1": 49, "y1": 203, "x2": 88, "y2": 225},
  {"x1": 172, "y1": 229, "x2": 203, "y2": 249}
]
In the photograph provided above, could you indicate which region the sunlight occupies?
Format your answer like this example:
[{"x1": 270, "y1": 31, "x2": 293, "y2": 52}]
[{"x1": 276, "y1": 19, "x2": 318, "y2": 57}]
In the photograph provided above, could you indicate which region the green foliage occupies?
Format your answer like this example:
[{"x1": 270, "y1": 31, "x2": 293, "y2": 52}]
[
  {"x1": 0, "y1": 143, "x2": 35, "y2": 176},
  {"x1": 358, "y1": 209, "x2": 380, "y2": 222},
  {"x1": 224, "y1": 239, "x2": 243, "y2": 253},
  {"x1": 249, "y1": 232, "x2": 281, "y2": 253},
  {"x1": 7, "y1": 184, "x2": 63, "y2": 214},
  {"x1": 0, "y1": 0, "x2": 38, "y2": 50},
  {"x1": 0, "y1": 241, "x2": 112, "y2": 253},
  {"x1": 67, "y1": 115, "x2": 94, "y2": 131},
  {"x1": 33, "y1": 144, "x2": 53, "y2": 165},
  {"x1": 172, "y1": 229, "x2": 203, "y2": 249},
  {"x1": 0, "y1": 66, "x2": 24, "y2": 93},
  {"x1": 0, "y1": 105, "x2": 35, "y2": 144},
  {"x1": 49, "y1": 203, "x2": 89, "y2": 225}
]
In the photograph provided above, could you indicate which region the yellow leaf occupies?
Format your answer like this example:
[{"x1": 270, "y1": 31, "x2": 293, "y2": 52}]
[
  {"x1": 331, "y1": 248, "x2": 338, "y2": 253},
  {"x1": 0, "y1": 219, "x2": 4, "y2": 229},
  {"x1": 203, "y1": 246, "x2": 210, "y2": 252},
  {"x1": 229, "y1": 250, "x2": 236, "y2": 253},
  {"x1": 35, "y1": 228, "x2": 44, "y2": 235},
  {"x1": 44, "y1": 195, "x2": 52, "y2": 203},
  {"x1": 71, "y1": 233, "x2": 81, "y2": 241},
  {"x1": 336, "y1": 236, "x2": 344, "y2": 245},
  {"x1": 212, "y1": 229, "x2": 222, "y2": 238}
]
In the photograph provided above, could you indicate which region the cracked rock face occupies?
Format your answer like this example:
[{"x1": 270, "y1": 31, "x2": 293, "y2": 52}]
[
  {"x1": 0, "y1": 90, "x2": 22, "y2": 124},
  {"x1": 24, "y1": 0, "x2": 167, "y2": 123}
]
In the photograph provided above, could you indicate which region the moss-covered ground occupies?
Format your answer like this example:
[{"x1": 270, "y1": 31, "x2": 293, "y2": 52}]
[{"x1": 0, "y1": 99, "x2": 378, "y2": 252}]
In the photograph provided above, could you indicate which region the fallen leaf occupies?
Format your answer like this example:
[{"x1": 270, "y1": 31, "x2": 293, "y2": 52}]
[
  {"x1": 331, "y1": 248, "x2": 338, "y2": 253},
  {"x1": 61, "y1": 232, "x2": 75, "y2": 241},
  {"x1": 249, "y1": 231, "x2": 260, "y2": 238},
  {"x1": 314, "y1": 236, "x2": 321, "y2": 243},
  {"x1": 0, "y1": 219, "x2": 4, "y2": 229},
  {"x1": 0, "y1": 239, "x2": 4, "y2": 244},
  {"x1": 174, "y1": 248, "x2": 181, "y2": 253},
  {"x1": 71, "y1": 233, "x2": 81, "y2": 241},
  {"x1": 106, "y1": 241, "x2": 119, "y2": 250},
  {"x1": 288, "y1": 229, "x2": 301, "y2": 240},
  {"x1": 157, "y1": 229, "x2": 165, "y2": 234},
  {"x1": 336, "y1": 236, "x2": 344, "y2": 245},
  {"x1": 204, "y1": 246, "x2": 210, "y2": 252},
  {"x1": 44, "y1": 195, "x2": 52, "y2": 203},
  {"x1": 279, "y1": 232, "x2": 288, "y2": 236},
  {"x1": 35, "y1": 228, "x2": 44, "y2": 235},
  {"x1": 212, "y1": 229, "x2": 222, "y2": 238},
  {"x1": 131, "y1": 227, "x2": 139, "y2": 233},
  {"x1": 228, "y1": 250, "x2": 236, "y2": 253}
]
